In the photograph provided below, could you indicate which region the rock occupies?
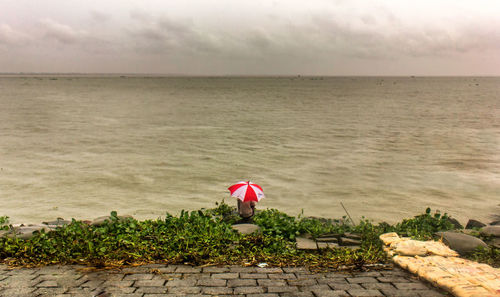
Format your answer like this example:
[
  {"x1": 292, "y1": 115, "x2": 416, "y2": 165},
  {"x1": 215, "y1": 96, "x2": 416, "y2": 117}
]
[
  {"x1": 91, "y1": 215, "x2": 134, "y2": 226},
  {"x1": 7, "y1": 225, "x2": 51, "y2": 240},
  {"x1": 296, "y1": 238, "x2": 317, "y2": 249},
  {"x1": 465, "y1": 219, "x2": 486, "y2": 229},
  {"x1": 317, "y1": 242, "x2": 339, "y2": 249},
  {"x1": 480, "y1": 225, "x2": 500, "y2": 237},
  {"x1": 489, "y1": 220, "x2": 500, "y2": 226},
  {"x1": 317, "y1": 233, "x2": 341, "y2": 238},
  {"x1": 340, "y1": 238, "x2": 362, "y2": 246},
  {"x1": 315, "y1": 237, "x2": 339, "y2": 243},
  {"x1": 392, "y1": 241, "x2": 428, "y2": 256},
  {"x1": 296, "y1": 237, "x2": 338, "y2": 250},
  {"x1": 42, "y1": 218, "x2": 71, "y2": 227},
  {"x1": 0, "y1": 230, "x2": 10, "y2": 238},
  {"x1": 446, "y1": 217, "x2": 463, "y2": 229},
  {"x1": 231, "y1": 224, "x2": 260, "y2": 234},
  {"x1": 343, "y1": 232, "x2": 362, "y2": 240},
  {"x1": 435, "y1": 231, "x2": 488, "y2": 255},
  {"x1": 379, "y1": 232, "x2": 402, "y2": 245}
]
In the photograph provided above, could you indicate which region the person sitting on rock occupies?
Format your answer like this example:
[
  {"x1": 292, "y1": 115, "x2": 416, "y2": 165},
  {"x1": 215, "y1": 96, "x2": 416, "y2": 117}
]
[{"x1": 237, "y1": 200, "x2": 256, "y2": 222}]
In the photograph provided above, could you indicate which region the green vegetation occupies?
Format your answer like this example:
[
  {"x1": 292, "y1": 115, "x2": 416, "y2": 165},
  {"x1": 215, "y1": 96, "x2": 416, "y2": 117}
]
[
  {"x1": 381, "y1": 207, "x2": 456, "y2": 240},
  {"x1": 0, "y1": 204, "x2": 497, "y2": 268},
  {"x1": 462, "y1": 229, "x2": 500, "y2": 267},
  {"x1": 0, "y1": 216, "x2": 9, "y2": 230},
  {"x1": 466, "y1": 246, "x2": 500, "y2": 267}
]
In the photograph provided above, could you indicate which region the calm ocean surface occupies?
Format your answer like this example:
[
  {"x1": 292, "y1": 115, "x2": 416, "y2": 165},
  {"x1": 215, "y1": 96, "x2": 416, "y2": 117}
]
[{"x1": 0, "y1": 76, "x2": 499, "y2": 224}]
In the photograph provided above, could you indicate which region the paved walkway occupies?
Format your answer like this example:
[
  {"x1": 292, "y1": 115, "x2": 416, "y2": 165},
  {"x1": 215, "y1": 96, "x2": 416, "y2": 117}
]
[{"x1": 0, "y1": 264, "x2": 449, "y2": 297}]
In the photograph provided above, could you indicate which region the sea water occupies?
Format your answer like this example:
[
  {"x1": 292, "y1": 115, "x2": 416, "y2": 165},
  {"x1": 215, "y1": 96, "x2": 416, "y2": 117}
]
[{"x1": 0, "y1": 76, "x2": 499, "y2": 224}]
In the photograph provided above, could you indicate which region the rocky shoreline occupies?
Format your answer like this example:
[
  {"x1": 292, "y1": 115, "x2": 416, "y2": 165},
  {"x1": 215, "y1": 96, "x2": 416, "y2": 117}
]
[
  {"x1": 1, "y1": 214, "x2": 498, "y2": 255},
  {"x1": 0, "y1": 215, "x2": 133, "y2": 240},
  {"x1": 0, "y1": 209, "x2": 497, "y2": 296},
  {"x1": 380, "y1": 232, "x2": 500, "y2": 296},
  {"x1": 435, "y1": 218, "x2": 500, "y2": 255}
]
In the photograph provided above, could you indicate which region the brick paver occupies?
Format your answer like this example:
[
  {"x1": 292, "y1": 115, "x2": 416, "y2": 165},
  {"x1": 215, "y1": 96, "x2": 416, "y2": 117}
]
[{"x1": 0, "y1": 264, "x2": 449, "y2": 296}]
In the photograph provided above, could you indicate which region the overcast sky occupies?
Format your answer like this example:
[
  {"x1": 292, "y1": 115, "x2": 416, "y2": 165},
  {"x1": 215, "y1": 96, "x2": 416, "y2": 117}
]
[{"x1": 1, "y1": 0, "x2": 499, "y2": 75}]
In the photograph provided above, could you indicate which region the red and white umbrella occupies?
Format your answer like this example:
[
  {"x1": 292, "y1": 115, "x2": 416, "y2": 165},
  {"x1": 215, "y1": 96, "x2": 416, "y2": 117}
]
[{"x1": 228, "y1": 181, "x2": 265, "y2": 202}]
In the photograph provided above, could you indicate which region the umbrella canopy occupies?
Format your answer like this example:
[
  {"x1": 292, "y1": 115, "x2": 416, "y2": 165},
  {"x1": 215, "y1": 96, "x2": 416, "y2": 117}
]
[{"x1": 228, "y1": 181, "x2": 265, "y2": 202}]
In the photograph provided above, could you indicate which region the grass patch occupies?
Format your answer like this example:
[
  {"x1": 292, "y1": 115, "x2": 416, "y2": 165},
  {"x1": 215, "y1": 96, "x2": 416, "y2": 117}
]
[{"x1": 0, "y1": 203, "x2": 497, "y2": 269}]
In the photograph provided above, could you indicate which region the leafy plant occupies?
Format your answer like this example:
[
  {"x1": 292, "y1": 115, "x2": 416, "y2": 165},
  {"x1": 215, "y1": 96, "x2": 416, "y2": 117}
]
[
  {"x1": 0, "y1": 206, "x2": 495, "y2": 269},
  {"x1": 465, "y1": 246, "x2": 500, "y2": 267},
  {"x1": 253, "y1": 209, "x2": 352, "y2": 241},
  {"x1": 0, "y1": 216, "x2": 8, "y2": 231},
  {"x1": 389, "y1": 208, "x2": 456, "y2": 240},
  {"x1": 204, "y1": 200, "x2": 240, "y2": 224},
  {"x1": 253, "y1": 209, "x2": 302, "y2": 240}
]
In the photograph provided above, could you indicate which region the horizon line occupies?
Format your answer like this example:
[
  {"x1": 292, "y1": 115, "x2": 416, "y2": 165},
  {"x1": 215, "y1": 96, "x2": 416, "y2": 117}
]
[{"x1": 1, "y1": 72, "x2": 499, "y2": 78}]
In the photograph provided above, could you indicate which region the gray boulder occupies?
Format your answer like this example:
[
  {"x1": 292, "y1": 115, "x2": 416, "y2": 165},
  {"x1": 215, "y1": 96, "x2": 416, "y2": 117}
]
[
  {"x1": 7, "y1": 225, "x2": 52, "y2": 240},
  {"x1": 480, "y1": 225, "x2": 500, "y2": 237},
  {"x1": 435, "y1": 231, "x2": 488, "y2": 255},
  {"x1": 231, "y1": 224, "x2": 261, "y2": 235},
  {"x1": 446, "y1": 217, "x2": 463, "y2": 229},
  {"x1": 91, "y1": 215, "x2": 134, "y2": 226},
  {"x1": 42, "y1": 218, "x2": 71, "y2": 227},
  {"x1": 465, "y1": 219, "x2": 486, "y2": 229}
]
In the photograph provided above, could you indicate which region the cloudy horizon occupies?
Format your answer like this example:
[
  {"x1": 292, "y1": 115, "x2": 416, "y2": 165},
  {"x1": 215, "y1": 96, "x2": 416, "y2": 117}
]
[{"x1": 1, "y1": 0, "x2": 499, "y2": 75}]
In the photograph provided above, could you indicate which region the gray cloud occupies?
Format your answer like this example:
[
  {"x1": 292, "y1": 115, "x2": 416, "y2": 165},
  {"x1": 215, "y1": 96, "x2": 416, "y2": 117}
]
[
  {"x1": 40, "y1": 18, "x2": 87, "y2": 44},
  {"x1": 0, "y1": 24, "x2": 31, "y2": 46},
  {"x1": 127, "y1": 12, "x2": 298, "y2": 60},
  {"x1": 90, "y1": 10, "x2": 111, "y2": 23},
  {"x1": 0, "y1": 0, "x2": 499, "y2": 75},
  {"x1": 298, "y1": 10, "x2": 500, "y2": 59},
  {"x1": 123, "y1": 7, "x2": 500, "y2": 64},
  {"x1": 128, "y1": 11, "x2": 223, "y2": 55}
]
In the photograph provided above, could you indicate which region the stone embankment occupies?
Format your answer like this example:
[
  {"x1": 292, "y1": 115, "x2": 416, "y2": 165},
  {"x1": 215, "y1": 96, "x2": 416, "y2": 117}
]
[
  {"x1": 380, "y1": 232, "x2": 500, "y2": 297},
  {"x1": 436, "y1": 218, "x2": 500, "y2": 255},
  {"x1": 375, "y1": 217, "x2": 500, "y2": 296}
]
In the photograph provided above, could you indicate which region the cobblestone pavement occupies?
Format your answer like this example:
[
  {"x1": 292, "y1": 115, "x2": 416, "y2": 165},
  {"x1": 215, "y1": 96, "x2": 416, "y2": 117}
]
[{"x1": 0, "y1": 264, "x2": 449, "y2": 297}]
